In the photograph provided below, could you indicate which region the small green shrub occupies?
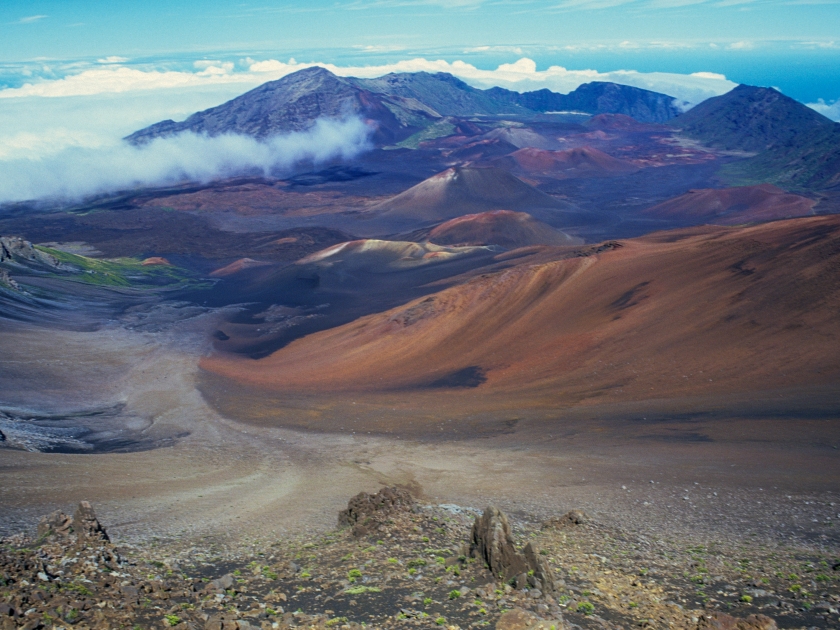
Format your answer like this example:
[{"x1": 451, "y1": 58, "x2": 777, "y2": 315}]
[
  {"x1": 344, "y1": 585, "x2": 382, "y2": 595},
  {"x1": 577, "y1": 602, "x2": 594, "y2": 615}
]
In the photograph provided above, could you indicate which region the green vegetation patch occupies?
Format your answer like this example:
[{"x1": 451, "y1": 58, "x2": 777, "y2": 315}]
[
  {"x1": 35, "y1": 246, "x2": 197, "y2": 288},
  {"x1": 394, "y1": 120, "x2": 457, "y2": 150},
  {"x1": 344, "y1": 585, "x2": 382, "y2": 595}
]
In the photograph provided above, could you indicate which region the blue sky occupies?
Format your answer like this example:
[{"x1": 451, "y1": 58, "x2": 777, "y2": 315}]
[
  {"x1": 2, "y1": 1, "x2": 839, "y2": 104},
  {"x1": 1, "y1": 1, "x2": 839, "y2": 60}
]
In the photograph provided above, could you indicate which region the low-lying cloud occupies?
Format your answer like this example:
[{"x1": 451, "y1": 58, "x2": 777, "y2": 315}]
[
  {"x1": 0, "y1": 56, "x2": 737, "y2": 106},
  {"x1": 808, "y1": 98, "x2": 840, "y2": 122},
  {"x1": 0, "y1": 117, "x2": 373, "y2": 204}
]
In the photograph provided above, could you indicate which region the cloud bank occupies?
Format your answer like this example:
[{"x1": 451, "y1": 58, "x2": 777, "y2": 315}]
[
  {"x1": 0, "y1": 56, "x2": 737, "y2": 106},
  {"x1": 807, "y1": 97, "x2": 840, "y2": 121},
  {"x1": 0, "y1": 117, "x2": 373, "y2": 204}
]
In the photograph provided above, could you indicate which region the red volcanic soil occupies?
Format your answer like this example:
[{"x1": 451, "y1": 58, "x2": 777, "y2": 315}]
[
  {"x1": 209, "y1": 258, "x2": 272, "y2": 277},
  {"x1": 497, "y1": 146, "x2": 639, "y2": 178},
  {"x1": 140, "y1": 257, "x2": 170, "y2": 266},
  {"x1": 369, "y1": 166, "x2": 575, "y2": 224},
  {"x1": 428, "y1": 210, "x2": 581, "y2": 248},
  {"x1": 202, "y1": 216, "x2": 840, "y2": 404},
  {"x1": 643, "y1": 184, "x2": 816, "y2": 225}
]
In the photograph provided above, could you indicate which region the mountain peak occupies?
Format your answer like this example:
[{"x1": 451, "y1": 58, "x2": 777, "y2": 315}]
[{"x1": 671, "y1": 83, "x2": 834, "y2": 152}]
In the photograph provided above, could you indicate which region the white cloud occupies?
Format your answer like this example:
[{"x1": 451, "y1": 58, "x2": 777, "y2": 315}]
[
  {"x1": 352, "y1": 44, "x2": 407, "y2": 53},
  {"x1": 727, "y1": 41, "x2": 755, "y2": 49},
  {"x1": 0, "y1": 65, "x2": 257, "y2": 99},
  {"x1": 0, "y1": 56, "x2": 737, "y2": 106},
  {"x1": 0, "y1": 117, "x2": 373, "y2": 204},
  {"x1": 807, "y1": 98, "x2": 840, "y2": 121},
  {"x1": 16, "y1": 15, "x2": 48, "y2": 24},
  {"x1": 97, "y1": 56, "x2": 129, "y2": 64}
]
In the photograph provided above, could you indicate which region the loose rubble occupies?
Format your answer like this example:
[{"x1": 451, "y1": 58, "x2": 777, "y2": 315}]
[{"x1": 1, "y1": 490, "x2": 837, "y2": 629}]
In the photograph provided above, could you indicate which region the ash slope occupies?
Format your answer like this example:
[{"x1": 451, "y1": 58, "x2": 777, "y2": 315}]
[
  {"x1": 203, "y1": 215, "x2": 840, "y2": 403},
  {"x1": 427, "y1": 210, "x2": 582, "y2": 248},
  {"x1": 494, "y1": 146, "x2": 640, "y2": 178},
  {"x1": 367, "y1": 166, "x2": 579, "y2": 228},
  {"x1": 642, "y1": 184, "x2": 816, "y2": 225}
]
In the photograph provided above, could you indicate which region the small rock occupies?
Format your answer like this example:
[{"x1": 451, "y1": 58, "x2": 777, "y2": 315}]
[
  {"x1": 211, "y1": 574, "x2": 235, "y2": 590},
  {"x1": 695, "y1": 612, "x2": 778, "y2": 630},
  {"x1": 496, "y1": 608, "x2": 541, "y2": 630}
]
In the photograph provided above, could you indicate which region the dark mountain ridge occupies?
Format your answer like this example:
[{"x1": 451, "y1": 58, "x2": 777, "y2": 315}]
[
  {"x1": 671, "y1": 84, "x2": 835, "y2": 152},
  {"x1": 670, "y1": 84, "x2": 840, "y2": 191},
  {"x1": 486, "y1": 81, "x2": 682, "y2": 123},
  {"x1": 127, "y1": 67, "x2": 682, "y2": 145}
]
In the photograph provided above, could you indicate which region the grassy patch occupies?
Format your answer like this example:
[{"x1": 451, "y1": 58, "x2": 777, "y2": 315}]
[
  {"x1": 35, "y1": 246, "x2": 197, "y2": 288},
  {"x1": 394, "y1": 120, "x2": 457, "y2": 150},
  {"x1": 344, "y1": 585, "x2": 382, "y2": 595}
]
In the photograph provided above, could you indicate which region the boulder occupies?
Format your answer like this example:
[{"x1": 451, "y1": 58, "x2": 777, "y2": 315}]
[
  {"x1": 36, "y1": 510, "x2": 74, "y2": 542},
  {"x1": 470, "y1": 506, "x2": 527, "y2": 582},
  {"x1": 210, "y1": 573, "x2": 236, "y2": 591},
  {"x1": 74, "y1": 501, "x2": 110, "y2": 546},
  {"x1": 469, "y1": 506, "x2": 555, "y2": 592},
  {"x1": 338, "y1": 486, "x2": 414, "y2": 537},
  {"x1": 523, "y1": 542, "x2": 555, "y2": 592},
  {"x1": 695, "y1": 612, "x2": 778, "y2": 630},
  {"x1": 36, "y1": 502, "x2": 110, "y2": 548}
]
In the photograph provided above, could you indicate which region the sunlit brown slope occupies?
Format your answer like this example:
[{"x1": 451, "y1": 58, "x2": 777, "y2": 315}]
[
  {"x1": 202, "y1": 216, "x2": 840, "y2": 404},
  {"x1": 496, "y1": 146, "x2": 639, "y2": 178},
  {"x1": 368, "y1": 166, "x2": 575, "y2": 224},
  {"x1": 427, "y1": 210, "x2": 582, "y2": 248},
  {"x1": 643, "y1": 184, "x2": 816, "y2": 225},
  {"x1": 297, "y1": 238, "x2": 488, "y2": 270}
]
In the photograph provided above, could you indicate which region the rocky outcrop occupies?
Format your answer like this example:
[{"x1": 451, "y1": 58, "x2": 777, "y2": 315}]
[
  {"x1": 338, "y1": 486, "x2": 415, "y2": 537},
  {"x1": 696, "y1": 612, "x2": 778, "y2": 630},
  {"x1": 74, "y1": 500, "x2": 110, "y2": 546},
  {"x1": 470, "y1": 506, "x2": 555, "y2": 593},
  {"x1": 542, "y1": 509, "x2": 589, "y2": 529},
  {"x1": 36, "y1": 501, "x2": 110, "y2": 547},
  {"x1": 0, "y1": 236, "x2": 61, "y2": 268},
  {"x1": 0, "y1": 268, "x2": 18, "y2": 290},
  {"x1": 36, "y1": 509, "x2": 74, "y2": 541}
]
